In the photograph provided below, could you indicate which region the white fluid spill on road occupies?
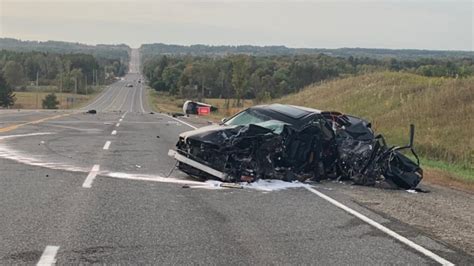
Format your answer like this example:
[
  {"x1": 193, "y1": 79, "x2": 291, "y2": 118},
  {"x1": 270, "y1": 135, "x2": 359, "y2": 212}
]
[
  {"x1": 0, "y1": 132, "x2": 87, "y2": 173},
  {"x1": 0, "y1": 132, "x2": 307, "y2": 192}
]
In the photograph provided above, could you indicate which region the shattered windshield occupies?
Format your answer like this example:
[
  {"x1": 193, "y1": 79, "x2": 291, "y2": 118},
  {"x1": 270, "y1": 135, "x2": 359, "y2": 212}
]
[{"x1": 224, "y1": 109, "x2": 272, "y2": 126}]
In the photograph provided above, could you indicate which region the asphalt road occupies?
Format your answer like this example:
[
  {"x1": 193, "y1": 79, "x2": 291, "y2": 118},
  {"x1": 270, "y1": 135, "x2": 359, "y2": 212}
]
[{"x1": 0, "y1": 50, "x2": 470, "y2": 265}]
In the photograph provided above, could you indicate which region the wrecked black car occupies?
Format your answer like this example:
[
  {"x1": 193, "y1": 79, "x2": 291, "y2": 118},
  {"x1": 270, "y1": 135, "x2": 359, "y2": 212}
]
[{"x1": 168, "y1": 104, "x2": 423, "y2": 189}]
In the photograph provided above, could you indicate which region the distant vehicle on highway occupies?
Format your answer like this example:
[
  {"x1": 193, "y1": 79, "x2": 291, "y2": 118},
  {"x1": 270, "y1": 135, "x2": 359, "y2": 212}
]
[{"x1": 126, "y1": 84, "x2": 133, "y2": 87}]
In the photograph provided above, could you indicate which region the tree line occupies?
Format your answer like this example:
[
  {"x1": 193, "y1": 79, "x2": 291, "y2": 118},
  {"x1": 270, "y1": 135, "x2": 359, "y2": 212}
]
[
  {"x1": 142, "y1": 53, "x2": 474, "y2": 106},
  {"x1": 141, "y1": 43, "x2": 474, "y2": 59},
  {"x1": 0, "y1": 49, "x2": 128, "y2": 89}
]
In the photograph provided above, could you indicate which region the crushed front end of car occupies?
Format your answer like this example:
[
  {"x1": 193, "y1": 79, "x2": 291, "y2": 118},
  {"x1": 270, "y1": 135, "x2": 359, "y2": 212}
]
[{"x1": 169, "y1": 110, "x2": 423, "y2": 190}]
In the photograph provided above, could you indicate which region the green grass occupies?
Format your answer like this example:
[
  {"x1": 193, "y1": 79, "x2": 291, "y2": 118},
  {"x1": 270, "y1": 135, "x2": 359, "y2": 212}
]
[{"x1": 413, "y1": 156, "x2": 474, "y2": 182}]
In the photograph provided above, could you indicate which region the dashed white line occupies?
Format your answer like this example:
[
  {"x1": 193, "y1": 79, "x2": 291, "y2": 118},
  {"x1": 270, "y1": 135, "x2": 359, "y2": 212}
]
[
  {"x1": 82, "y1": 164, "x2": 100, "y2": 188},
  {"x1": 119, "y1": 118, "x2": 123, "y2": 122},
  {"x1": 303, "y1": 186, "x2": 454, "y2": 266},
  {"x1": 103, "y1": 141, "x2": 111, "y2": 150},
  {"x1": 111, "y1": 130, "x2": 117, "y2": 135},
  {"x1": 116, "y1": 123, "x2": 120, "y2": 127},
  {"x1": 37, "y1": 245, "x2": 59, "y2": 266}
]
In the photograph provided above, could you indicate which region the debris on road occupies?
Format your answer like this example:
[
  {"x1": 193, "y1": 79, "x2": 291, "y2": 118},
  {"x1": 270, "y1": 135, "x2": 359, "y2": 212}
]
[
  {"x1": 183, "y1": 100, "x2": 218, "y2": 116},
  {"x1": 220, "y1": 183, "x2": 243, "y2": 189},
  {"x1": 169, "y1": 104, "x2": 423, "y2": 190},
  {"x1": 171, "y1": 112, "x2": 185, "y2": 118}
]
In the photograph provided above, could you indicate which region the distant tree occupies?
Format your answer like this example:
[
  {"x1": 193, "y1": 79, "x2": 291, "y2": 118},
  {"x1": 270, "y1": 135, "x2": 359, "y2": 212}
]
[
  {"x1": 231, "y1": 56, "x2": 250, "y2": 107},
  {"x1": 3, "y1": 61, "x2": 25, "y2": 87},
  {"x1": 0, "y1": 73, "x2": 15, "y2": 108},
  {"x1": 42, "y1": 93, "x2": 59, "y2": 109}
]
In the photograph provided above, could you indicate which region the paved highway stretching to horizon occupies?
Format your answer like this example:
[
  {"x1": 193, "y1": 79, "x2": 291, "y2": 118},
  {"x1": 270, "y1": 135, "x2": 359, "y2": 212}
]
[{"x1": 0, "y1": 49, "x2": 469, "y2": 265}]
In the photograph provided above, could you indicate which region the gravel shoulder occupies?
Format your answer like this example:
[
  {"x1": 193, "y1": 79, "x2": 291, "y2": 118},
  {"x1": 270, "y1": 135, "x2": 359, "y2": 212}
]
[{"x1": 319, "y1": 175, "x2": 474, "y2": 256}]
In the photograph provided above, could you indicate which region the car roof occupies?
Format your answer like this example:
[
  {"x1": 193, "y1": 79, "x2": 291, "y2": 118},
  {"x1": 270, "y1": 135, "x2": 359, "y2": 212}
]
[{"x1": 248, "y1": 104, "x2": 322, "y2": 128}]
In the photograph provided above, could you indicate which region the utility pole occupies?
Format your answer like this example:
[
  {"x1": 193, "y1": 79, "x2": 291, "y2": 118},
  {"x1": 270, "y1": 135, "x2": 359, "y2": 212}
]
[
  {"x1": 60, "y1": 74, "x2": 63, "y2": 109},
  {"x1": 85, "y1": 75, "x2": 88, "y2": 95},
  {"x1": 36, "y1": 71, "x2": 39, "y2": 109},
  {"x1": 74, "y1": 76, "x2": 77, "y2": 108}
]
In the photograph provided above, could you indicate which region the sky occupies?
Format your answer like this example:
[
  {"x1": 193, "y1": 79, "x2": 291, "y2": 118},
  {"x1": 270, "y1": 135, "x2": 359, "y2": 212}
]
[{"x1": 0, "y1": 0, "x2": 473, "y2": 51}]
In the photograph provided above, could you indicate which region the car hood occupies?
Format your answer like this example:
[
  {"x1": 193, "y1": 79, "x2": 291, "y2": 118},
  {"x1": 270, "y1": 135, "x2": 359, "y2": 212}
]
[{"x1": 179, "y1": 124, "x2": 238, "y2": 142}]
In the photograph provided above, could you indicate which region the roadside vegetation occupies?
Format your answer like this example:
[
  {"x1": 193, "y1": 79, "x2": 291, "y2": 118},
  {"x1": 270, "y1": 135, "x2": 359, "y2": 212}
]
[{"x1": 0, "y1": 38, "x2": 129, "y2": 108}]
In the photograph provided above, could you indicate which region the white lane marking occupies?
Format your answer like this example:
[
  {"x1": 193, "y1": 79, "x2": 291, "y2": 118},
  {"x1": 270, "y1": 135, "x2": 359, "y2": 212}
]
[
  {"x1": 82, "y1": 164, "x2": 100, "y2": 188},
  {"x1": 37, "y1": 245, "x2": 59, "y2": 266},
  {"x1": 116, "y1": 123, "x2": 120, "y2": 127},
  {"x1": 139, "y1": 85, "x2": 146, "y2": 113},
  {"x1": 119, "y1": 118, "x2": 123, "y2": 122},
  {"x1": 164, "y1": 115, "x2": 197, "y2": 129},
  {"x1": 0, "y1": 132, "x2": 53, "y2": 140},
  {"x1": 304, "y1": 186, "x2": 454, "y2": 266},
  {"x1": 103, "y1": 141, "x2": 111, "y2": 150},
  {"x1": 111, "y1": 130, "x2": 117, "y2": 135}
]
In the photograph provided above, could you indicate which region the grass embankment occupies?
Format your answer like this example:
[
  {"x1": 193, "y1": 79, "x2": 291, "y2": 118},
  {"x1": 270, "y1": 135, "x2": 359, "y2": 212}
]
[
  {"x1": 277, "y1": 72, "x2": 473, "y2": 187},
  {"x1": 12, "y1": 86, "x2": 104, "y2": 109}
]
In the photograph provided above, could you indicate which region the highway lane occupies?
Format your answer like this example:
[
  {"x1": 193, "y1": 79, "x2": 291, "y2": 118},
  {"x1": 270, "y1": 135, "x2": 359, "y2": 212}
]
[{"x1": 0, "y1": 50, "x2": 469, "y2": 264}]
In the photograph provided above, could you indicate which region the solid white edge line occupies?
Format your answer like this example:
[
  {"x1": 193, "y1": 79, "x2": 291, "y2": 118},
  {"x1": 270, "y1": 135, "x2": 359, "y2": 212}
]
[
  {"x1": 139, "y1": 85, "x2": 146, "y2": 113},
  {"x1": 103, "y1": 141, "x2": 111, "y2": 150},
  {"x1": 37, "y1": 245, "x2": 59, "y2": 266},
  {"x1": 82, "y1": 164, "x2": 100, "y2": 188},
  {"x1": 111, "y1": 130, "x2": 117, "y2": 135},
  {"x1": 303, "y1": 186, "x2": 454, "y2": 266},
  {"x1": 164, "y1": 115, "x2": 198, "y2": 129}
]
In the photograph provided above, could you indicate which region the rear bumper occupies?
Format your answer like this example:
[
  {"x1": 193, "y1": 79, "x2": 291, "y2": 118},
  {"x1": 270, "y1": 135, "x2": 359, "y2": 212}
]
[{"x1": 168, "y1": 149, "x2": 226, "y2": 180}]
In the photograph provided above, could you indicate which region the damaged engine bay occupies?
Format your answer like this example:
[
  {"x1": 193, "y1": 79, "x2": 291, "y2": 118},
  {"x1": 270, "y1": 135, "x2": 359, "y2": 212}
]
[{"x1": 169, "y1": 104, "x2": 423, "y2": 189}]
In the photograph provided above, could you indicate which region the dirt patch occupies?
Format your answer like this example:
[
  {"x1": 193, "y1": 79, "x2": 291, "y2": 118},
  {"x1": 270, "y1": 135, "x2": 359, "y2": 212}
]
[{"x1": 423, "y1": 168, "x2": 474, "y2": 193}]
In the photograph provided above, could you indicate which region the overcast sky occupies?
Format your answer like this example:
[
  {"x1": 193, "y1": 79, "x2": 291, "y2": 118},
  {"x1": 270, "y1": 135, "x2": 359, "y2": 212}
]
[{"x1": 0, "y1": 0, "x2": 473, "y2": 51}]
